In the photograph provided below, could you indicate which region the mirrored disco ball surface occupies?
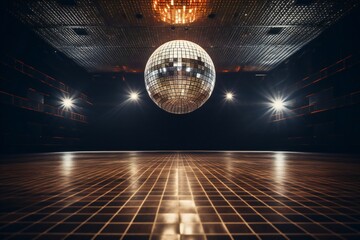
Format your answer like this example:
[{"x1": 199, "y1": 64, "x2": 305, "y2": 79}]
[{"x1": 144, "y1": 40, "x2": 216, "y2": 114}]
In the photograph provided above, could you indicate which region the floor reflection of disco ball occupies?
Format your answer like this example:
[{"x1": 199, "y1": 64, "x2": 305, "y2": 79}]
[{"x1": 144, "y1": 40, "x2": 216, "y2": 114}]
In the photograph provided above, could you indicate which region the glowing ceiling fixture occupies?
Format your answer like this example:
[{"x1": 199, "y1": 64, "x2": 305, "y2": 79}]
[
  {"x1": 153, "y1": 0, "x2": 207, "y2": 25},
  {"x1": 272, "y1": 99, "x2": 285, "y2": 111},
  {"x1": 225, "y1": 92, "x2": 233, "y2": 101},
  {"x1": 61, "y1": 97, "x2": 74, "y2": 110}
]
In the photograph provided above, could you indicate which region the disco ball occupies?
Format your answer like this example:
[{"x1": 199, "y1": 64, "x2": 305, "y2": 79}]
[{"x1": 144, "y1": 40, "x2": 216, "y2": 114}]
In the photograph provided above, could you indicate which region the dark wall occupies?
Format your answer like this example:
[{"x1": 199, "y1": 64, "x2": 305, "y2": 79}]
[
  {"x1": 84, "y1": 72, "x2": 273, "y2": 150},
  {"x1": 266, "y1": 7, "x2": 360, "y2": 152},
  {"x1": 0, "y1": 10, "x2": 92, "y2": 153},
  {"x1": 0, "y1": 10, "x2": 90, "y2": 91}
]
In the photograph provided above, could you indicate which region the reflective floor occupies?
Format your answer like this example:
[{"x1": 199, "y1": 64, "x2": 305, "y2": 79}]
[{"x1": 0, "y1": 152, "x2": 359, "y2": 240}]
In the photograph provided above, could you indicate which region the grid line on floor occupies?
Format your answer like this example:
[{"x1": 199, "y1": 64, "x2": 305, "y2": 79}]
[{"x1": 0, "y1": 152, "x2": 359, "y2": 240}]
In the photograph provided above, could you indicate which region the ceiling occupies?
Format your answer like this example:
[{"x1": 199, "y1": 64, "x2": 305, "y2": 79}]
[{"x1": 4, "y1": 0, "x2": 359, "y2": 73}]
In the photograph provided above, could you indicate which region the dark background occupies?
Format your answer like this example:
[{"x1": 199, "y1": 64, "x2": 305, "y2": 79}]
[{"x1": 0, "y1": 6, "x2": 359, "y2": 153}]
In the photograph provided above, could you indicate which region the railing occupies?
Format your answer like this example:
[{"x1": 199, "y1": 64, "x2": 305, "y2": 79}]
[
  {"x1": 0, "y1": 90, "x2": 87, "y2": 123},
  {"x1": 272, "y1": 90, "x2": 360, "y2": 122},
  {"x1": 272, "y1": 55, "x2": 360, "y2": 122},
  {"x1": 293, "y1": 55, "x2": 357, "y2": 91},
  {"x1": 1, "y1": 57, "x2": 92, "y2": 105}
]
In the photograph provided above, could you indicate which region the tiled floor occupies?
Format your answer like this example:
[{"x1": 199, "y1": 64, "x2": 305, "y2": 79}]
[{"x1": 0, "y1": 152, "x2": 359, "y2": 240}]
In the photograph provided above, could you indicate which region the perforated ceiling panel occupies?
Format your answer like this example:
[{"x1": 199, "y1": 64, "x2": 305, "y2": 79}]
[{"x1": 4, "y1": 0, "x2": 359, "y2": 73}]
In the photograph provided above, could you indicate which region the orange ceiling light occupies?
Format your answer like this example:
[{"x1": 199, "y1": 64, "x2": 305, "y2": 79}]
[{"x1": 153, "y1": 0, "x2": 207, "y2": 25}]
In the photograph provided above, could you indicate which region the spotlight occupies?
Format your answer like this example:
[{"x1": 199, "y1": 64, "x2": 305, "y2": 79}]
[
  {"x1": 272, "y1": 99, "x2": 285, "y2": 111},
  {"x1": 61, "y1": 98, "x2": 74, "y2": 109},
  {"x1": 225, "y1": 92, "x2": 234, "y2": 101},
  {"x1": 129, "y1": 92, "x2": 139, "y2": 101}
]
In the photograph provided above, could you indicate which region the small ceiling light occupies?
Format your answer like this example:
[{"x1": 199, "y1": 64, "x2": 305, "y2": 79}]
[
  {"x1": 272, "y1": 99, "x2": 285, "y2": 111},
  {"x1": 135, "y1": 13, "x2": 143, "y2": 19},
  {"x1": 225, "y1": 92, "x2": 233, "y2": 101},
  {"x1": 129, "y1": 92, "x2": 139, "y2": 101},
  {"x1": 208, "y1": 12, "x2": 216, "y2": 19},
  {"x1": 62, "y1": 98, "x2": 74, "y2": 109},
  {"x1": 72, "y1": 27, "x2": 88, "y2": 36},
  {"x1": 267, "y1": 27, "x2": 284, "y2": 35}
]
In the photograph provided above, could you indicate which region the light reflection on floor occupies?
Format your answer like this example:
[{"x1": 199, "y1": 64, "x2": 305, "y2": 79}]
[{"x1": 0, "y1": 152, "x2": 359, "y2": 240}]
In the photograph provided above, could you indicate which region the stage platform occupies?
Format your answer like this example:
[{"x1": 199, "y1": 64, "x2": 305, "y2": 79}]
[{"x1": 0, "y1": 152, "x2": 359, "y2": 239}]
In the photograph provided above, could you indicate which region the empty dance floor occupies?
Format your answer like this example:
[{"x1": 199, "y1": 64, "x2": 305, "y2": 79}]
[{"x1": 0, "y1": 152, "x2": 359, "y2": 240}]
